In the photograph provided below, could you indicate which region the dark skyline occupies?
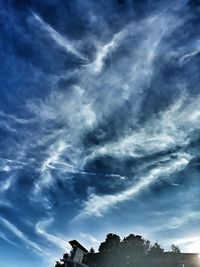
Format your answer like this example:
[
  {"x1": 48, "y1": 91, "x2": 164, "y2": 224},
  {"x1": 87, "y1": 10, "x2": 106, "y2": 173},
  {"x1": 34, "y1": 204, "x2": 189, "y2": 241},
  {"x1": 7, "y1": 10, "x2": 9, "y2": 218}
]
[{"x1": 0, "y1": 1, "x2": 200, "y2": 267}]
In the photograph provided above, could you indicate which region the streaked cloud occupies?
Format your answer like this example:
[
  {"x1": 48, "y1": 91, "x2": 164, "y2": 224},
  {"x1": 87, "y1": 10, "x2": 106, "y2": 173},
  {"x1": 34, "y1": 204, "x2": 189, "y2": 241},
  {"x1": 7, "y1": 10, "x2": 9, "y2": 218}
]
[
  {"x1": 80, "y1": 232, "x2": 100, "y2": 244},
  {"x1": 36, "y1": 219, "x2": 71, "y2": 252},
  {"x1": 0, "y1": 217, "x2": 48, "y2": 256},
  {"x1": 78, "y1": 153, "x2": 191, "y2": 217},
  {"x1": 1, "y1": 1, "x2": 200, "y2": 265},
  {"x1": 32, "y1": 12, "x2": 86, "y2": 61},
  {"x1": 87, "y1": 29, "x2": 127, "y2": 74}
]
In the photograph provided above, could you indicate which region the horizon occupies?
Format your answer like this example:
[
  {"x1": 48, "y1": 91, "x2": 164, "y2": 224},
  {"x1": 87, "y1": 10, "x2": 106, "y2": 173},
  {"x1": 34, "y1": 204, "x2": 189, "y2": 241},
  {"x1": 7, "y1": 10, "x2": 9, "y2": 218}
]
[{"x1": 1, "y1": 1, "x2": 200, "y2": 267}]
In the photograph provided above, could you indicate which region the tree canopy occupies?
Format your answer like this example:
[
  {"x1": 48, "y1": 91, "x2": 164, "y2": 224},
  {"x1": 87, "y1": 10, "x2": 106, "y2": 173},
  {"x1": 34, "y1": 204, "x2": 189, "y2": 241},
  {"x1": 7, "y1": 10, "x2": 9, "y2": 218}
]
[{"x1": 88, "y1": 233, "x2": 182, "y2": 267}]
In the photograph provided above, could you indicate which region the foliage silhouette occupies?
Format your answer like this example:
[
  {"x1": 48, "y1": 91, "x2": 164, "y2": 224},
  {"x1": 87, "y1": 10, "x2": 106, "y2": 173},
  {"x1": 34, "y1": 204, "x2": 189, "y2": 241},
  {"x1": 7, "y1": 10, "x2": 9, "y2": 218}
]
[{"x1": 87, "y1": 233, "x2": 185, "y2": 267}]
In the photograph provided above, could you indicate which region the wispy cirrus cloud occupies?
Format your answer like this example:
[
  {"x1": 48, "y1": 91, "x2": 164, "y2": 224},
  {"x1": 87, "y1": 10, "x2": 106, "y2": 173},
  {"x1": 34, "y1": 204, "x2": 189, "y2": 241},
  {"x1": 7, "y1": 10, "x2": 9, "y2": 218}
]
[
  {"x1": 85, "y1": 94, "x2": 200, "y2": 162},
  {"x1": 80, "y1": 232, "x2": 100, "y2": 244},
  {"x1": 1, "y1": 1, "x2": 200, "y2": 263},
  {"x1": 0, "y1": 217, "x2": 48, "y2": 256},
  {"x1": 0, "y1": 175, "x2": 14, "y2": 193},
  {"x1": 36, "y1": 218, "x2": 71, "y2": 252},
  {"x1": 162, "y1": 235, "x2": 200, "y2": 253},
  {"x1": 77, "y1": 153, "x2": 191, "y2": 217},
  {"x1": 166, "y1": 210, "x2": 200, "y2": 230},
  {"x1": 87, "y1": 29, "x2": 127, "y2": 74},
  {"x1": 0, "y1": 231, "x2": 19, "y2": 247},
  {"x1": 32, "y1": 12, "x2": 87, "y2": 61}
]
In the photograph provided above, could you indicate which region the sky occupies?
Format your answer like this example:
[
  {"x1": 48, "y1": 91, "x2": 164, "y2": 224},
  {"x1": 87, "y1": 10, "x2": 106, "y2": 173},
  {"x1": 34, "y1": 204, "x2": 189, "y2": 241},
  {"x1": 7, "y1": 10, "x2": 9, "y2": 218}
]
[{"x1": 1, "y1": 0, "x2": 200, "y2": 266}]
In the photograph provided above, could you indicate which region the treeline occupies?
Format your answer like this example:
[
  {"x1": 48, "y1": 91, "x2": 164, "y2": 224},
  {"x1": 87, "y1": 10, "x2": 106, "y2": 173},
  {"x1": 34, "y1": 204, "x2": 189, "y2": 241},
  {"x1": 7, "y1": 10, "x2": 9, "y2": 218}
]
[{"x1": 87, "y1": 233, "x2": 181, "y2": 267}]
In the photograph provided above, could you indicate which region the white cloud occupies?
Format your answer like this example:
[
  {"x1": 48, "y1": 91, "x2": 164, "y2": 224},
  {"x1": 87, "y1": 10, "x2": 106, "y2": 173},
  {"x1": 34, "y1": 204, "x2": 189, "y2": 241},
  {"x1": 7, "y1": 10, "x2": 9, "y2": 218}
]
[
  {"x1": 28, "y1": 85, "x2": 97, "y2": 194},
  {"x1": 25, "y1": 9, "x2": 195, "y2": 224},
  {"x1": 77, "y1": 153, "x2": 191, "y2": 218},
  {"x1": 180, "y1": 49, "x2": 200, "y2": 64},
  {"x1": 163, "y1": 235, "x2": 200, "y2": 253},
  {"x1": 36, "y1": 218, "x2": 71, "y2": 252},
  {"x1": 85, "y1": 95, "x2": 200, "y2": 162},
  {"x1": 80, "y1": 233, "x2": 100, "y2": 244},
  {"x1": 27, "y1": 12, "x2": 183, "y2": 192},
  {"x1": 75, "y1": 94, "x2": 200, "y2": 219},
  {"x1": 28, "y1": 85, "x2": 96, "y2": 129},
  {"x1": 32, "y1": 12, "x2": 86, "y2": 61},
  {"x1": 155, "y1": 210, "x2": 200, "y2": 234},
  {"x1": 167, "y1": 211, "x2": 200, "y2": 230},
  {"x1": 86, "y1": 12, "x2": 180, "y2": 77},
  {"x1": 0, "y1": 110, "x2": 32, "y2": 125},
  {"x1": 34, "y1": 140, "x2": 70, "y2": 194},
  {"x1": 0, "y1": 231, "x2": 19, "y2": 247},
  {"x1": 0, "y1": 217, "x2": 48, "y2": 256},
  {"x1": 0, "y1": 175, "x2": 13, "y2": 193},
  {"x1": 41, "y1": 140, "x2": 69, "y2": 173},
  {"x1": 87, "y1": 29, "x2": 127, "y2": 74}
]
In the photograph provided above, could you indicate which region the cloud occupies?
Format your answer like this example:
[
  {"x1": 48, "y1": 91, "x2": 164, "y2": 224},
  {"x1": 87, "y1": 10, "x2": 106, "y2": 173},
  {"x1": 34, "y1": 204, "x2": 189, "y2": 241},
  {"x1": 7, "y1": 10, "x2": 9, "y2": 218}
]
[
  {"x1": 25, "y1": 6, "x2": 198, "y2": 226},
  {"x1": 28, "y1": 85, "x2": 96, "y2": 128},
  {"x1": 80, "y1": 232, "x2": 100, "y2": 244},
  {"x1": 85, "y1": 94, "x2": 200, "y2": 163},
  {"x1": 32, "y1": 12, "x2": 87, "y2": 61},
  {"x1": 179, "y1": 39, "x2": 200, "y2": 65},
  {"x1": 28, "y1": 85, "x2": 97, "y2": 196},
  {"x1": 0, "y1": 110, "x2": 33, "y2": 125},
  {"x1": 34, "y1": 140, "x2": 70, "y2": 194},
  {"x1": 180, "y1": 48, "x2": 200, "y2": 64},
  {"x1": 152, "y1": 210, "x2": 200, "y2": 234},
  {"x1": 35, "y1": 218, "x2": 71, "y2": 252},
  {"x1": 0, "y1": 175, "x2": 14, "y2": 193},
  {"x1": 87, "y1": 29, "x2": 127, "y2": 74},
  {"x1": 163, "y1": 235, "x2": 200, "y2": 253},
  {"x1": 168, "y1": 211, "x2": 200, "y2": 229},
  {"x1": 0, "y1": 231, "x2": 19, "y2": 247},
  {"x1": 1, "y1": 2, "x2": 200, "y2": 265},
  {"x1": 0, "y1": 217, "x2": 48, "y2": 256},
  {"x1": 77, "y1": 153, "x2": 191, "y2": 217}
]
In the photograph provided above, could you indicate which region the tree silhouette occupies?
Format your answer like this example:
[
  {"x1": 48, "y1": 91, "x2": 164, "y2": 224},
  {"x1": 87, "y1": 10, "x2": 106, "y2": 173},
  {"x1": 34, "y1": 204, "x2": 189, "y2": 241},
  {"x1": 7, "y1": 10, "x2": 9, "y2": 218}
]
[
  {"x1": 97, "y1": 233, "x2": 154, "y2": 267},
  {"x1": 170, "y1": 244, "x2": 181, "y2": 254},
  {"x1": 99, "y1": 233, "x2": 120, "y2": 254},
  {"x1": 86, "y1": 233, "x2": 189, "y2": 267},
  {"x1": 98, "y1": 233, "x2": 121, "y2": 267},
  {"x1": 89, "y1": 247, "x2": 95, "y2": 254},
  {"x1": 149, "y1": 242, "x2": 164, "y2": 256},
  {"x1": 122, "y1": 234, "x2": 150, "y2": 255}
]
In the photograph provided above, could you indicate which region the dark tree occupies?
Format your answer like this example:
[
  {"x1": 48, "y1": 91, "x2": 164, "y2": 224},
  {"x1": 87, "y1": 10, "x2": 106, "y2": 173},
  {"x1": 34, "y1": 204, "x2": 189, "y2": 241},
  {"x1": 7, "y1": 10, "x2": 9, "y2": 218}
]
[
  {"x1": 98, "y1": 233, "x2": 120, "y2": 254},
  {"x1": 122, "y1": 234, "x2": 150, "y2": 255},
  {"x1": 170, "y1": 244, "x2": 181, "y2": 254},
  {"x1": 89, "y1": 247, "x2": 95, "y2": 254},
  {"x1": 98, "y1": 234, "x2": 121, "y2": 267},
  {"x1": 148, "y1": 242, "x2": 164, "y2": 256},
  {"x1": 92, "y1": 233, "x2": 184, "y2": 267}
]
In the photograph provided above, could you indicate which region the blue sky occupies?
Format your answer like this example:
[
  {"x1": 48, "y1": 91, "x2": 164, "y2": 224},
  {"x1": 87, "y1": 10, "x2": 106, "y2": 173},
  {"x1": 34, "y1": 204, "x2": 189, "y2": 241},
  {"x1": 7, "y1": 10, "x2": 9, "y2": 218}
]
[{"x1": 1, "y1": 0, "x2": 200, "y2": 266}]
